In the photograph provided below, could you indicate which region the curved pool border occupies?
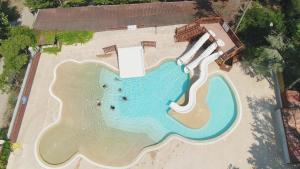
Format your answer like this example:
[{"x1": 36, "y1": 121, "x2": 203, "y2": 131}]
[{"x1": 34, "y1": 59, "x2": 242, "y2": 169}]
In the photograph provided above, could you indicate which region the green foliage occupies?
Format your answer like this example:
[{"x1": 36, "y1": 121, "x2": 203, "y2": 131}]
[
  {"x1": 0, "y1": 12, "x2": 9, "y2": 40},
  {"x1": 287, "y1": 0, "x2": 300, "y2": 17},
  {"x1": 0, "y1": 1, "x2": 20, "y2": 22},
  {"x1": 266, "y1": 34, "x2": 286, "y2": 51},
  {"x1": 282, "y1": 44, "x2": 300, "y2": 84},
  {"x1": 9, "y1": 27, "x2": 37, "y2": 46},
  {"x1": 56, "y1": 31, "x2": 93, "y2": 45},
  {"x1": 36, "y1": 31, "x2": 56, "y2": 45},
  {"x1": 0, "y1": 26, "x2": 36, "y2": 91},
  {"x1": 25, "y1": 0, "x2": 59, "y2": 11},
  {"x1": 38, "y1": 31, "x2": 93, "y2": 54},
  {"x1": 0, "y1": 141, "x2": 11, "y2": 169},
  {"x1": 24, "y1": 0, "x2": 152, "y2": 9},
  {"x1": 43, "y1": 46, "x2": 61, "y2": 54},
  {"x1": 63, "y1": 0, "x2": 89, "y2": 7},
  {"x1": 92, "y1": 0, "x2": 151, "y2": 5},
  {"x1": 0, "y1": 129, "x2": 7, "y2": 140},
  {"x1": 238, "y1": 3, "x2": 285, "y2": 47},
  {"x1": 92, "y1": 0, "x2": 113, "y2": 5},
  {"x1": 242, "y1": 47, "x2": 284, "y2": 76}
]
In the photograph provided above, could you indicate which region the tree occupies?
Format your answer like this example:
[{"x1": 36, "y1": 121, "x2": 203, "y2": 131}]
[
  {"x1": 238, "y1": 2, "x2": 285, "y2": 47},
  {"x1": 282, "y1": 44, "x2": 300, "y2": 85},
  {"x1": 242, "y1": 47, "x2": 283, "y2": 77},
  {"x1": 0, "y1": 26, "x2": 36, "y2": 91},
  {"x1": 0, "y1": 1, "x2": 20, "y2": 22},
  {"x1": 266, "y1": 34, "x2": 286, "y2": 51},
  {"x1": 25, "y1": 0, "x2": 60, "y2": 11},
  {"x1": 287, "y1": 0, "x2": 300, "y2": 17},
  {"x1": 0, "y1": 12, "x2": 9, "y2": 40}
]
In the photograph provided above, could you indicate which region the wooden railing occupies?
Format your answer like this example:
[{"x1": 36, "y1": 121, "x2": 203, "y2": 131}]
[
  {"x1": 103, "y1": 45, "x2": 117, "y2": 54},
  {"x1": 141, "y1": 41, "x2": 156, "y2": 48},
  {"x1": 175, "y1": 24, "x2": 204, "y2": 42}
]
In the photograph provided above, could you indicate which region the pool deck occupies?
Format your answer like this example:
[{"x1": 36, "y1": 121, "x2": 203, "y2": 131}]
[{"x1": 7, "y1": 25, "x2": 289, "y2": 169}]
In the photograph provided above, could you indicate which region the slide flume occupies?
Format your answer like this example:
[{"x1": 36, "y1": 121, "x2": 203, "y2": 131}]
[
  {"x1": 170, "y1": 39, "x2": 225, "y2": 114},
  {"x1": 184, "y1": 40, "x2": 224, "y2": 74},
  {"x1": 177, "y1": 30, "x2": 215, "y2": 66}
]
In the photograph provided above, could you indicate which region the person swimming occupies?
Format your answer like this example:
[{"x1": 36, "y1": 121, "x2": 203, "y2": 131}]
[
  {"x1": 122, "y1": 96, "x2": 127, "y2": 101},
  {"x1": 96, "y1": 99, "x2": 101, "y2": 106},
  {"x1": 110, "y1": 105, "x2": 115, "y2": 110}
]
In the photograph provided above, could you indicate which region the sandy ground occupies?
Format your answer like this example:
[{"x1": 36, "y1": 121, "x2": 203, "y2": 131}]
[
  {"x1": 7, "y1": 25, "x2": 296, "y2": 169},
  {"x1": 9, "y1": 0, "x2": 35, "y2": 27},
  {"x1": 170, "y1": 83, "x2": 210, "y2": 129}
]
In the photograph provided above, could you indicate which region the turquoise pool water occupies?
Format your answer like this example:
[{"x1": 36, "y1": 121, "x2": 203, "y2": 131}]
[{"x1": 100, "y1": 61, "x2": 237, "y2": 142}]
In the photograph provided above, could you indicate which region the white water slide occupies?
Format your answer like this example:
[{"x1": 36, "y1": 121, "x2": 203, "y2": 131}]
[
  {"x1": 184, "y1": 39, "x2": 225, "y2": 74},
  {"x1": 170, "y1": 40, "x2": 225, "y2": 114},
  {"x1": 177, "y1": 30, "x2": 215, "y2": 66}
]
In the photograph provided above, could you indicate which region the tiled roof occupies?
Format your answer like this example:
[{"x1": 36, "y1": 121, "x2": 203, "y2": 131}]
[{"x1": 33, "y1": 1, "x2": 202, "y2": 31}]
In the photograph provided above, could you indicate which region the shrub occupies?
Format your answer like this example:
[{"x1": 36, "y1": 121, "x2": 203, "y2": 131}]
[
  {"x1": 43, "y1": 46, "x2": 61, "y2": 54},
  {"x1": 56, "y1": 31, "x2": 93, "y2": 45}
]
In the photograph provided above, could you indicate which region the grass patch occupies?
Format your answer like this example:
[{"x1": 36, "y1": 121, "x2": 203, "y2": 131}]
[
  {"x1": 56, "y1": 31, "x2": 93, "y2": 45},
  {"x1": 43, "y1": 46, "x2": 61, "y2": 54},
  {"x1": 38, "y1": 31, "x2": 93, "y2": 55},
  {"x1": 36, "y1": 31, "x2": 56, "y2": 45}
]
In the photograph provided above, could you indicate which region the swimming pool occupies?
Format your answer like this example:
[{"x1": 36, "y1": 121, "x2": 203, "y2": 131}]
[
  {"x1": 100, "y1": 61, "x2": 237, "y2": 142},
  {"x1": 37, "y1": 60, "x2": 238, "y2": 167}
]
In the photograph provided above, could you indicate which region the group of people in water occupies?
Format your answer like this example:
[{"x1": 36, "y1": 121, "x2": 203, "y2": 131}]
[{"x1": 96, "y1": 77, "x2": 128, "y2": 110}]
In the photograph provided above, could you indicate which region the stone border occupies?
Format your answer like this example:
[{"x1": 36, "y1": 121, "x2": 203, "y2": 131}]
[{"x1": 34, "y1": 59, "x2": 242, "y2": 169}]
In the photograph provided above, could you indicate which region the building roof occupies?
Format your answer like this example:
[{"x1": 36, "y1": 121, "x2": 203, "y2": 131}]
[{"x1": 33, "y1": 1, "x2": 203, "y2": 32}]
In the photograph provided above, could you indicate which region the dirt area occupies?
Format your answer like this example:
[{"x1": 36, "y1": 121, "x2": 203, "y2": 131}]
[
  {"x1": 211, "y1": 0, "x2": 248, "y2": 24},
  {"x1": 9, "y1": 0, "x2": 35, "y2": 27},
  {"x1": 9, "y1": 0, "x2": 24, "y2": 11}
]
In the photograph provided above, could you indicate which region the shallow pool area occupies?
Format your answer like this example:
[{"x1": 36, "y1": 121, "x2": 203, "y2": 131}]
[{"x1": 37, "y1": 60, "x2": 238, "y2": 167}]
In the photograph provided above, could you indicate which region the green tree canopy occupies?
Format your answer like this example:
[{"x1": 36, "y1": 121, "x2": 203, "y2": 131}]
[
  {"x1": 287, "y1": 0, "x2": 300, "y2": 17},
  {"x1": 25, "y1": 0, "x2": 60, "y2": 11},
  {"x1": 0, "y1": 26, "x2": 36, "y2": 91},
  {"x1": 238, "y1": 3, "x2": 285, "y2": 47},
  {"x1": 242, "y1": 47, "x2": 284, "y2": 77},
  {"x1": 266, "y1": 34, "x2": 286, "y2": 51},
  {"x1": 0, "y1": 12, "x2": 9, "y2": 40},
  {"x1": 0, "y1": 1, "x2": 20, "y2": 22}
]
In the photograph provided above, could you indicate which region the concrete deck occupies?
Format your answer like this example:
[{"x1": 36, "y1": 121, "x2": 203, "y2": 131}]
[{"x1": 7, "y1": 25, "x2": 295, "y2": 169}]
